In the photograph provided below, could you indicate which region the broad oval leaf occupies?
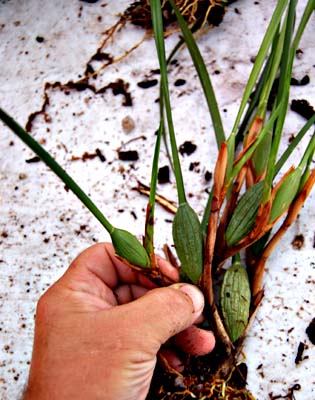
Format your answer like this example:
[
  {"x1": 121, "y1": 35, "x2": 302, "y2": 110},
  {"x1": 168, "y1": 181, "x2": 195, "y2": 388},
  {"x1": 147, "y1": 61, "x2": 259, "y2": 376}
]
[
  {"x1": 269, "y1": 167, "x2": 302, "y2": 223},
  {"x1": 225, "y1": 181, "x2": 264, "y2": 246},
  {"x1": 172, "y1": 202, "x2": 203, "y2": 284},
  {"x1": 220, "y1": 261, "x2": 251, "y2": 343},
  {"x1": 111, "y1": 228, "x2": 150, "y2": 268},
  {"x1": 252, "y1": 129, "x2": 272, "y2": 177}
]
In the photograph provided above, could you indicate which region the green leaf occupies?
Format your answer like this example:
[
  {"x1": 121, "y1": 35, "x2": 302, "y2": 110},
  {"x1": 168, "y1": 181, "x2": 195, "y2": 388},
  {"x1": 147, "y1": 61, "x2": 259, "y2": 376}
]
[
  {"x1": 269, "y1": 167, "x2": 302, "y2": 223},
  {"x1": 144, "y1": 121, "x2": 163, "y2": 258},
  {"x1": 169, "y1": 0, "x2": 225, "y2": 149},
  {"x1": 220, "y1": 261, "x2": 251, "y2": 343},
  {"x1": 274, "y1": 113, "x2": 315, "y2": 177},
  {"x1": 226, "y1": 181, "x2": 264, "y2": 246},
  {"x1": 172, "y1": 203, "x2": 203, "y2": 284},
  {"x1": 150, "y1": 0, "x2": 186, "y2": 204},
  {"x1": 226, "y1": 0, "x2": 289, "y2": 182},
  {"x1": 111, "y1": 228, "x2": 150, "y2": 268},
  {"x1": 0, "y1": 107, "x2": 113, "y2": 233},
  {"x1": 229, "y1": 0, "x2": 289, "y2": 138},
  {"x1": 0, "y1": 107, "x2": 151, "y2": 270},
  {"x1": 252, "y1": 128, "x2": 272, "y2": 177}
]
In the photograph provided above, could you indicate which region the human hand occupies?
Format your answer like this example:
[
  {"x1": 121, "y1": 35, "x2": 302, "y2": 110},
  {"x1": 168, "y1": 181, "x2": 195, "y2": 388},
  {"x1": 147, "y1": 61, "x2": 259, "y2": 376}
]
[{"x1": 24, "y1": 242, "x2": 215, "y2": 400}]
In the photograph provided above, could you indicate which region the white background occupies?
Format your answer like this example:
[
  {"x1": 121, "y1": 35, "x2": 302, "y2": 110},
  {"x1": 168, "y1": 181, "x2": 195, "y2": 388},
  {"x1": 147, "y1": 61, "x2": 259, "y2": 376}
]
[{"x1": 0, "y1": 1, "x2": 314, "y2": 399}]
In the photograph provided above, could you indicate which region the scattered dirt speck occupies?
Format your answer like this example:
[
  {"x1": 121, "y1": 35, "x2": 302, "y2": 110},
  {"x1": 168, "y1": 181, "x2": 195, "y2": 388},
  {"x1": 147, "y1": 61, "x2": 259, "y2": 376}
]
[
  {"x1": 35, "y1": 36, "x2": 44, "y2": 43},
  {"x1": 290, "y1": 75, "x2": 310, "y2": 86},
  {"x1": 137, "y1": 79, "x2": 158, "y2": 89},
  {"x1": 158, "y1": 166, "x2": 170, "y2": 184},
  {"x1": 174, "y1": 79, "x2": 186, "y2": 87},
  {"x1": 205, "y1": 170, "x2": 212, "y2": 182},
  {"x1": 295, "y1": 342, "x2": 306, "y2": 365},
  {"x1": 122, "y1": 116, "x2": 135, "y2": 133},
  {"x1": 189, "y1": 162, "x2": 200, "y2": 172},
  {"x1": 306, "y1": 317, "x2": 315, "y2": 344},
  {"x1": 118, "y1": 150, "x2": 139, "y2": 161},
  {"x1": 291, "y1": 234, "x2": 304, "y2": 250},
  {"x1": 179, "y1": 141, "x2": 197, "y2": 156},
  {"x1": 25, "y1": 156, "x2": 41, "y2": 163},
  {"x1": 291, "y1": 99, "x2": 315, "y2": 120}
]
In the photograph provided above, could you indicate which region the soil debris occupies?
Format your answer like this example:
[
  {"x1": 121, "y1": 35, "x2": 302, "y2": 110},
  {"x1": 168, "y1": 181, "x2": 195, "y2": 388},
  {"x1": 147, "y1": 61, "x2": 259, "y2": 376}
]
[
  {"x1": 189, "y1": 162, "x2": 200, "y2": 172},
  {"x1": 269, "y1": 384, "x2": 301, "y2": 400},
  {"x1": 122, "y1": 116, "x2": 136, "y2": 133},
  {"x1": 179, "y1": 141, "x2": 197, "y2": 156},
  {"x1": 118, "y1": 150, "x2": 139, "y2": 161},
  {"x1": 146, "y1": 356, "x2": 254, "y2": 399},
  {"x1": 290, "y1": 75, "x2": 310, "y2": 86},
  {"x1": 158, "y1": 165, "x2": 170, "y2": 184},
  {"x1": 35, "y1": 36, "x2": 45, "y2": 43},
  {"x1": 306, "y1": 317, "x2": 315, "y2": 345},
  {"x1": 26, "y1": 78, "x2": 132, "y2": 131},
  {"x1": 137, "y1": 79, "x2": 158, "y2": 89},
  {"x1": 205, "y1": 170, "x2": 212, "y2": 182},
  {"x1": 70, "y1": 149, "x2": 106, "y2": 162},
  {"x1": 294, "y1": 342, "x2": 307, "y2": 365},
  {"x1": 291, "y1": 234, "x2": 304, "y2": 250},
  {"x1": 174, "y1": 79, "x2": 186, "y2": 87},
  {"x1": 25, "y1": 156, "x2": 41, "y2": 163},
  {"x1": 123, "y1": 0, "x2": 232, "y2": 31},
  {"x1": 290, "y1": 99, "x2": 315, "y2": 120}
]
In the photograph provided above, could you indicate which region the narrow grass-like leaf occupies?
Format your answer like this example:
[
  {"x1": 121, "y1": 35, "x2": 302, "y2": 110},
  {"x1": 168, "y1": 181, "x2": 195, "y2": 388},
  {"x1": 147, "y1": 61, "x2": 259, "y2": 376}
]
[
  {"x1": 144, "y1": 120, "x2": 163, "y2": 259},
  {"x1": 0, "y1": 108, "x2": 114, "y2": 233},
  {"x1": 150, "y1": 1, "x2": 204, "y2": 282},
  {"x1": 297, "y1": 129, "x2": 315, "y2": 188},
  {"x1": 172, "y1": 202, "x2": 204, "y2": 284},
  {"x1": 201, "y1": 187, "x2": 213, "y2": 238},
  {"x1": 0, "y1": 108, "x2": 150, "y2": 268},
  {"x1": 290, "y1": 0, "x2": 315, "y2": 59},
  {"x1": 226, "y1": 0, "x2": 288, "y2": 181},
  {"x1": 256, "y1": 20, "x2": 286, "y2": 118},
  {"x1": 236, "y1": 45, "x2": 276, "y2": 145},
  {"x1": 225, "y1": 181, "x2": 264, "y2": 246},
  {"x1": 220, "y1": 260, "x2": 251, "y2": 343},
  {"x1": 228, "y1": 0, "x2": 288, "y2": 140},
  {"x1": 262, "y1": 0, "x2": 297, "y2": 203},
  {"x1": 274, "y1": 113, "x2": 315, "y2": 177},
  {"x1": 169, "y1": 0, "x2": 225, "y2": 149},
  {"x1": 150, "y1": 0, "x2": 186, "y2": 204}
]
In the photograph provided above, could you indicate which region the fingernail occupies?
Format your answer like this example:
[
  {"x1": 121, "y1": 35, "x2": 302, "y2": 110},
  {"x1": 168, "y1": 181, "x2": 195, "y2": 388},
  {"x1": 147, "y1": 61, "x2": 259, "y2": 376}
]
[{"x1": 173, "y1": 283, "x2": 204, "y2": 316}]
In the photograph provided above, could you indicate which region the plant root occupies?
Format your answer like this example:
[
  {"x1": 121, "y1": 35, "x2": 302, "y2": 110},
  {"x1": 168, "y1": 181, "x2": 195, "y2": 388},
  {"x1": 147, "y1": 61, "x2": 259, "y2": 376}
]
[{"x1": 147, "y1": 355, "x2": 256, "y2": 399}]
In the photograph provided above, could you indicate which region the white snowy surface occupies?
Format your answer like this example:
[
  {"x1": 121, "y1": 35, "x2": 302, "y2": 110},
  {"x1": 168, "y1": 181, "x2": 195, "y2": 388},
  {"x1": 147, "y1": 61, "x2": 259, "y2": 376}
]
[{"x1": 0, "y1": 1, "x2": 314, "y2": 399}]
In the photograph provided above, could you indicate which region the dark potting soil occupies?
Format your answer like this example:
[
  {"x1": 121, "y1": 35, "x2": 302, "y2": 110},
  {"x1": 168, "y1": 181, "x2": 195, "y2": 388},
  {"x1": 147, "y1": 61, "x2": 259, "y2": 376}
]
[{"x1": 146, "y1": 354, "x2": 252, "y2": 400}]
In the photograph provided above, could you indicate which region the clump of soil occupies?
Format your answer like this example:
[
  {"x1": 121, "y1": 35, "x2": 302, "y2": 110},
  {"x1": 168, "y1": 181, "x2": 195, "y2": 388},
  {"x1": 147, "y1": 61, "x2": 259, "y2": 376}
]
[
  {"x1": 306, "y1": 317, "x2": 315, "y2": 345},
  {"x1": 147, "y1": 354, "x2": 255, "y2": 399},
  {"x1": 123, "y1": 0, "x2": 235, "y2": 31}
]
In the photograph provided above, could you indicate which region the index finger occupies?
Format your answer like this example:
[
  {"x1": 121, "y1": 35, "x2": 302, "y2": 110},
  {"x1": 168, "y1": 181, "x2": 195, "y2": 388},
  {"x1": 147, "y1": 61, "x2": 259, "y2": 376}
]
[{"x1": 67, "y1": 242, "x2": 179, "y2": 290}]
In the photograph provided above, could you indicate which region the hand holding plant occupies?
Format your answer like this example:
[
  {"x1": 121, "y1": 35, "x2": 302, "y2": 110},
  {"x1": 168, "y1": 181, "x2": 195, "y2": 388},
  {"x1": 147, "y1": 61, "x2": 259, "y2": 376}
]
[{"x1": 23, "y1": 242, "x2": 215, "y2": 400}]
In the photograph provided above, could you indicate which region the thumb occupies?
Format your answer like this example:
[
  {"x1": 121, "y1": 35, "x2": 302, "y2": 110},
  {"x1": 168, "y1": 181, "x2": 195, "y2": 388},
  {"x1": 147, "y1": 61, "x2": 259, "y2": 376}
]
[{"x1": 120, "y1": 284, "x2": 205, "y2": 349}]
